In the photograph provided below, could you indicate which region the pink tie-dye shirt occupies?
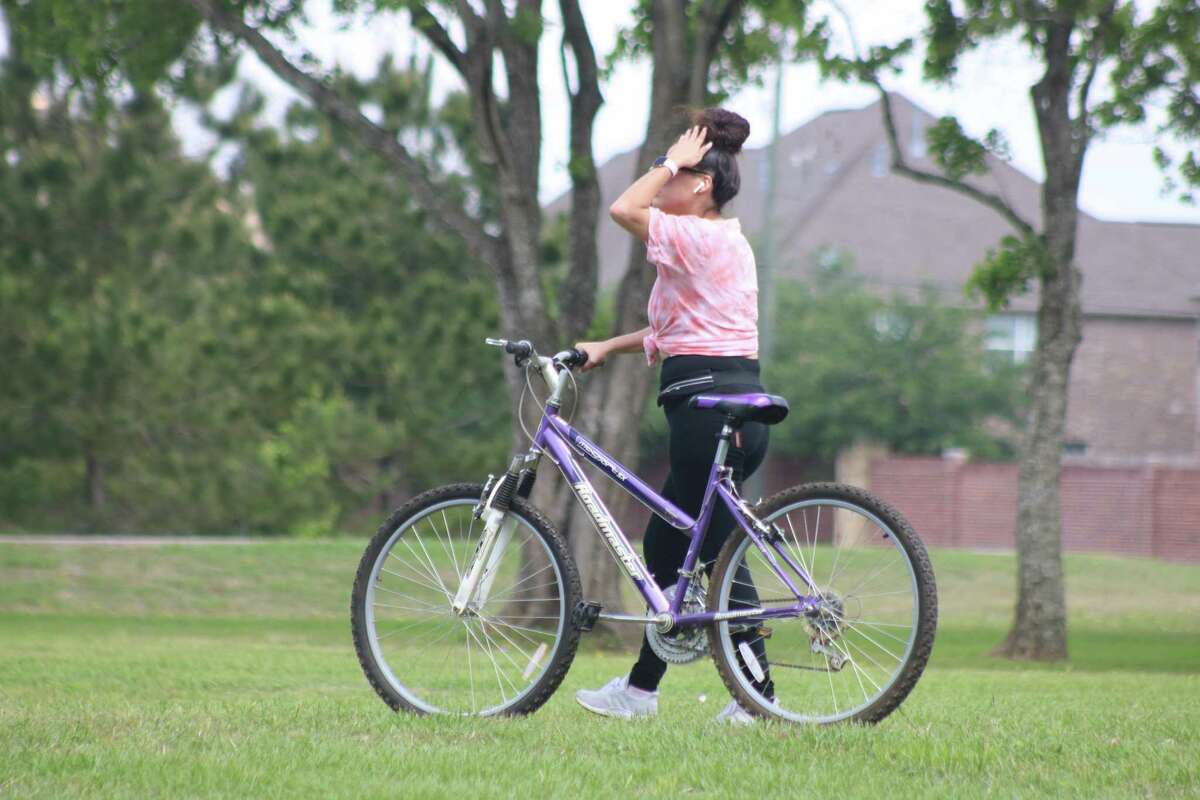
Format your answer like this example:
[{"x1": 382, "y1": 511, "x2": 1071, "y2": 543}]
[{"x1": 642, "y1": 206, "x2": 759, "y2": 367}]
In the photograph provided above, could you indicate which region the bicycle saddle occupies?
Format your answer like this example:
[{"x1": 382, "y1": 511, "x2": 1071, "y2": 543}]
[{"x1": 687, "y1": 392, "x2": 790, "y2": 425}]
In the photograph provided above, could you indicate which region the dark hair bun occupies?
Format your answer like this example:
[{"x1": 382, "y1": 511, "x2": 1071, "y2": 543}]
[{"x1": 691, "y1": 107, "x2": 750, "y2": 154}]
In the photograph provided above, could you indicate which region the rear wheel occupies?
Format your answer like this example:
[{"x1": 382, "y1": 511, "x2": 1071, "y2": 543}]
[
  {"x1": 707, "y1": 482, "x2": 937, "y2": 724},
  {"x1": 351, "y1": 483, "x2": 581, "y2": 716}
]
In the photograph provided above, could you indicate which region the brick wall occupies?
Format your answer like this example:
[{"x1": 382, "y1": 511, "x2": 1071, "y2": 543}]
[
  {"x1": 612, "y1": 453, "x2": 1198, "y2": 562},
  {"x1": 861, "y1": 455, "x2": 1199, "y2": 562},
  {"x1": 1066, "y1": 315, "x2": 1199, "y2": 461}
]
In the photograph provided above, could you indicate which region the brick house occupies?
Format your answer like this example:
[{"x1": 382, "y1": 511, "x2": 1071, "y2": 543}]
[{"x1": 550, "y1": 92, "x2": 1200, "y2": 465}]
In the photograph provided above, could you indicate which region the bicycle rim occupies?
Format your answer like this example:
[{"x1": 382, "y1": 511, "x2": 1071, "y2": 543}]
[
  {"x1": 362, "y1": 499, "x2": 568, "y2": 715},
  {"x1": 714, "y1": 497, "x2": 922, "y2": 723}
]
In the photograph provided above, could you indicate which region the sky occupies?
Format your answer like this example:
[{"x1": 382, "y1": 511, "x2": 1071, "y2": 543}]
[{"x1": 187, "y1": 0, "x2": 1199, "y2": 224}]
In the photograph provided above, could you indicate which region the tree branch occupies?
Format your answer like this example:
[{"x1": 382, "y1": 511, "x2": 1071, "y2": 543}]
[
  {"x1": 657, "y1": 0, "x2": 690, "y2": 102},
  {"x1": 408, "y1": 5, "x2": 467, "y2": 77},
  {"x1": 556, "y1": 0, "x2": 604, "y2": 338},
  {"x1": 488, "y1": 0, "x2": 541, "y2": 197},
  {"x1": 875, "y1": 82, "x2": 1036, "y2": 237},
  {"x1": 453, "y1": 0, "x2": 486, "y2": 48},
  {"x1": 704, "y1": 0, "x2": 745, "y2": 69},
  {"x1": 187, "y1": 0, "x2": 504, "y2": 269},
  {"x1": 686, "y1": 0, "x2": 717, "y2": 105},
  {"x1": 1071, "y1": 0, "x2": 1117, "y2": 156}
]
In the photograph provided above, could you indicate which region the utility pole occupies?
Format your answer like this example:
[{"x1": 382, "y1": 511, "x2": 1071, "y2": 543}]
[{"x1": 746, "y1": 58, "x2": 783, "y2": 505}]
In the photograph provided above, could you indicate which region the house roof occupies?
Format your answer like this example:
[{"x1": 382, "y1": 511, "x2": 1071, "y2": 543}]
[{"x1": 546, "y1": 93, "x2": 1200, "y2": 320}]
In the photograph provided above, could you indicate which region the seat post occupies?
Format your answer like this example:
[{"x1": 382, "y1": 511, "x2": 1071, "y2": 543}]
[{"x1": 712, "y1": 418, "x2": 736, "y2": 466}]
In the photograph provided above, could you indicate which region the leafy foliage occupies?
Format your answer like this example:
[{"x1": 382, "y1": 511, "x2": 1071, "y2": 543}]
[
  {"x1": 639, "y1": 252, "x2": 1026, "y2": 465},
  {"x1": 802, "y1": 0, "x2": 1200, "y2": 255},
  {"x1": 606, "y1": 0, "x2": 828, "y2": 100},
  {"x1": 926, "y1": 116, "x2": 1010, "y2": 180},
  {"x1": 0, "y1": 27, "x2": 507, "y2": 534},
  {"x1": 965, "y1": 234, "x2": 1054, "y2": 312},
  {"x1": 759, "y1": 253, "x2": 1026, "y2": 463}
]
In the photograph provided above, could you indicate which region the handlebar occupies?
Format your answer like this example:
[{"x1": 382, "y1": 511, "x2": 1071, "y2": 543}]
[{"x1": 484, "y1": 337, "x2": 589, "y2": 370}]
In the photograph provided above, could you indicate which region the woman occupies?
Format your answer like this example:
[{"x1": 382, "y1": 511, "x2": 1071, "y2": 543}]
[{"x1": 572, "y1": 108, "x2": 773, "y2": 725}]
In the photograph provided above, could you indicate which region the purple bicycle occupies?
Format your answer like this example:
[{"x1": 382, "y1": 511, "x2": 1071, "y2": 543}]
[{"x1": 352, "y1": 337, "x2": 937, "y2": 723}]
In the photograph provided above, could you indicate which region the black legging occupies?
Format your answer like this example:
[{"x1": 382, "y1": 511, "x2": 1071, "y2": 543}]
[{"x1": 627, "y1": 359, "x2": 773, "y2": 697}]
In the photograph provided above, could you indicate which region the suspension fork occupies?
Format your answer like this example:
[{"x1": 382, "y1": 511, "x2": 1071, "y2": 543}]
[{"x1": 451, "y1": 451, "x2": 541, "y2": 615}]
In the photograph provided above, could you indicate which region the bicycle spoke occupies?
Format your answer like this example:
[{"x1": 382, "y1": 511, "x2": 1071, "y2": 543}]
[
  {"x1": 373, "y1": 601, "x2": 449, "y2": 615},
  {"x1": 841, "y1": 556, "x2": 902, "y2": 601},
  {"x1": 848, "y1": 618, "x2": 913, "y2": 646},
  {"x1": 474, "y1": 615, "x2": 558, "y2": 640},
  {"x1": 708, "y1": 493, "x2": 930, "y2": 725},
  {"x1": 440, "y1": 510, "x2": 464, "y2": 581},
  {"x1": 409, "y1": 529, "x2": 454, "y2": 597},
  {"x1": 381, "y1": 564, "x2": 445, "y2": 596},
  {"x1": 461, "y1": 618, "x2": 509, "y2": 705},
  {"x1": 487, "y1": 564, "x2": 555, "y2": 603},
  {"x1": 373, "y1": 585, "x2": 446, "y2": 609},
  {"x1": 383, "y1": 545, "x2": 444, "y2": 585},
  {"x1": 356, "y1": 496, "x2": 573, "y2": 716}
]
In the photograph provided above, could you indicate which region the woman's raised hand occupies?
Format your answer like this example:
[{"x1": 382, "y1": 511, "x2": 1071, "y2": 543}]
[{"x1": 666, "y1": 126, "x2": 713, "y2": 169}]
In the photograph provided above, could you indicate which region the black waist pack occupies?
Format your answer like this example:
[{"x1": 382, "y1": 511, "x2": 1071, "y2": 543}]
[{"x1": 656, "y1": 368, "x2": 764, "y2": 406}]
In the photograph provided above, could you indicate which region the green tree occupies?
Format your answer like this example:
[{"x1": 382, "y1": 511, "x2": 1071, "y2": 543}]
[
  {"x1": 803, "y1": 0, "x2": 1200, "y2": 659},
  {"x1": 0, "y1": 18, "x2": 512, "y2": 535},
  {"x1": 175, "y1": 0, "x2": 827, "y2": 618},
  {"x1": 16, "y1": 0, "x2": 830, "y2": 618},
  {"x1": 213, "y1": 67, "x2": 509, "y2": 534},
  {"x1": 763, "y1": 255, "x2": 1024, "y2": 463},
  {"x1": 638, "y1": 252, "x2": 1026, "y2": 469},
  {"x1": 0, "y1": 25, "x2": 263, "y2": 530}
]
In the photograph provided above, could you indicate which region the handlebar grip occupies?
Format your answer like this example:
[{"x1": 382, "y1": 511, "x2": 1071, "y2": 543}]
[
  {"x1": 551, "y1": 347, "x2": 588, "y2": 368},
  {"x1": 504, "y1": 340, "x2": 534, "y2": 359}
]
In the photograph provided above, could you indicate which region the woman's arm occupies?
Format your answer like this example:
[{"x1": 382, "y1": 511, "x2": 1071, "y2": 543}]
[
  {"x1": 573, "y1": 326, "x2": 651, "y2": 373},
  {"x1": 608, "y1": 168, "x2": 671, "y2": 242},
  {"x1": 609, "y1": 126, "x2": 713, "y2": 241},
  {"x1": 606, "y1": 326, "x2": 653, "y2": 354}
]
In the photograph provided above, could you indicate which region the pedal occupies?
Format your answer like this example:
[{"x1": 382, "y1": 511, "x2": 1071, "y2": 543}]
[{"x1": 571, "y1": 600, "x2": 603, "y2": 632}]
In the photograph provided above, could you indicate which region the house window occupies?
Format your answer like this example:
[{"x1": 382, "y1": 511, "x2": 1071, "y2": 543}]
[
  {"x1": 1062, "y1": 440, "x2": 1088, "y2": 456},
  {"x1": 872, "y1": 309, "x2": 907, "y2": 340},
  {"x1": 985, "y1": 314, "x2": 1036, "y2": 363},
  {"x1": 910, "y1": 115, "x2": 927, "y2": 159},
  {"x1": 871, "y1": 143, "x2": 887, "y2": 177}
]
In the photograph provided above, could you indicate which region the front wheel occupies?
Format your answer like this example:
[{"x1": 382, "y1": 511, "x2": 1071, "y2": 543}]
[
  {"x1": 351, "y1": 482, "x2": 581, "y2": 716},
  {"x1": 707, "y1": 482, "x2": 937, "y2": 725}
]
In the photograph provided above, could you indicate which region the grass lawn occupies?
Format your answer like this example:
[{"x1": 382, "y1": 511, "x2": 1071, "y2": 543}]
[{"x1": 0, "y1": 539, "x2": 1196, "y2": 798}]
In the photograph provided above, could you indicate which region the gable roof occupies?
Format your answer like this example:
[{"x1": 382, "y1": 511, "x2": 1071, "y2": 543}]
[{"x1": 547, "y1": 93, "x2": 1200, "y2": 320}]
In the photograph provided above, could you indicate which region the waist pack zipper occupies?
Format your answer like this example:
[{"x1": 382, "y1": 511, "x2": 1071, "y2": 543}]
[
  {"x1": 661, "y1": 375, "x2": 714, "y2": 394},
  {"x1": 657, "y1": 367, "x2": 763, "y2": 407}
]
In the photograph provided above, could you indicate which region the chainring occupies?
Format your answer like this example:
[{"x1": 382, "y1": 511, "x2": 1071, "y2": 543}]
[{"x1": 646, "y1": 584, "x2": 709, "y2": 664}]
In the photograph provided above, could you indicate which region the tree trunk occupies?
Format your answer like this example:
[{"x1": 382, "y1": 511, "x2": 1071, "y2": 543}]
[
  {"x1": 190, "y1": 0, "x2": 734, "y2": 643},
  {"x1": 995, "y1": 23, "x2": 1084, "y2": 660},
  {"x1": 996, "y1": 254, "x2": 1079, "y2": 660},
  {"x1": 85, "y1": 448, "x2": 106, "y2": 527},
  {"x1": 535, "y1": 0, "x2": 718, "y2": 644}
]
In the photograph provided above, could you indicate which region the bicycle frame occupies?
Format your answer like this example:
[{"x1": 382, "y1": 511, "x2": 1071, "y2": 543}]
[{"x1": 530, "y1": 400, "x2": 824, "y2": 626}]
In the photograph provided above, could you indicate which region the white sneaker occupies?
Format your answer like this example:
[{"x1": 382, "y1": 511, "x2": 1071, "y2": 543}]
[
  {"x1": 575, "y1": 676, "x2": 658, "y2": 719},
  {"x1": 714, "y1": 698, "x2": 757, "y2": 725}
]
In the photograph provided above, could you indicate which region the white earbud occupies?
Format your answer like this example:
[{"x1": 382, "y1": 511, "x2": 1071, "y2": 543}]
[{"x1": 693, "y1": 185, "x2": 703, "y2": 194}]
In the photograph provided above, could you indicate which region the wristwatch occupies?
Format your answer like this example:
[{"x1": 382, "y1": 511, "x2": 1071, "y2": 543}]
[{"x1": 651, "y1": 156, "x2": 679, "y2": 177}]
